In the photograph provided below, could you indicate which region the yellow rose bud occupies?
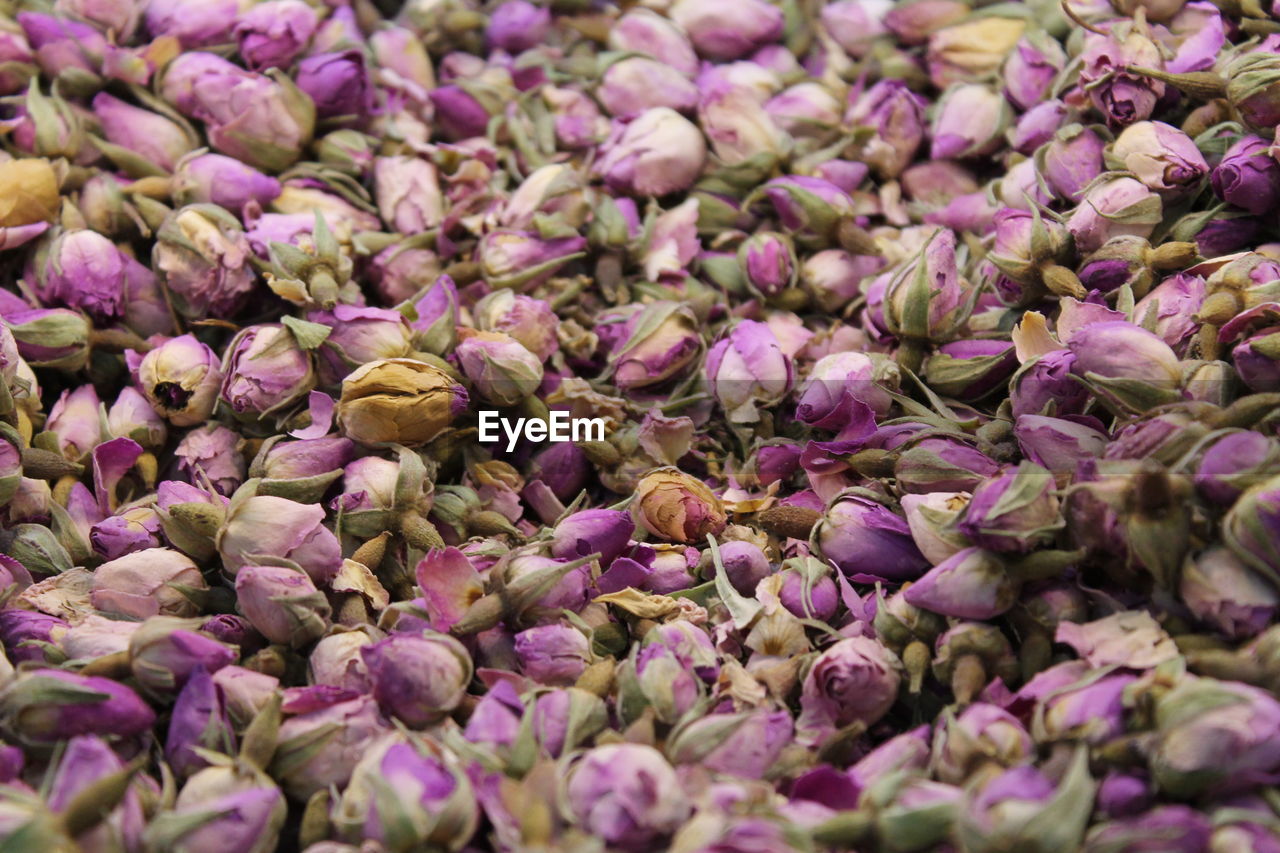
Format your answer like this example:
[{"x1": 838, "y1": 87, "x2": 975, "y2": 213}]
[
  {"x1": 633, "y1": 467, "x2": 728, "y2": 544},
  {"x1": 337, "y1": 358, "x2": 468, "y2": 447},
  {"x1": 0, "y1": 158, "x2": 59, "y2": 227}
]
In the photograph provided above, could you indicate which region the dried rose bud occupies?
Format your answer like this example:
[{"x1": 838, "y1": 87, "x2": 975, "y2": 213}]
[
  {"x1": 796, "y1": 637, "x2": 902, "y2": 746},
  {"x1": 153, "y1": 205, "x2": 257, "y2": 319},
  {"x1": 596, "y1": 107, "x2": 707, "y2": 197},
  {"x1": 135, "y1": 334, "x2": 223, "y2": 427},
  {"x1": 220, "y1": 323, "x2": 315, "y2": 420},
  {"x1": 817, "y1": 492, "x2": 929, "y2": 583},
  {"x1": 454, "y1": 330, "x2": 544, "y2": 407},
  {"x1": 233, "y1": 0, "x2": 318, "y2": 71},
  {"x1": 633, "y1": 467, "x2": 727, "y2": 544},
  {"x1": 235, "y1": 564, "x2": 331, "y2": 647},
  {"x1": 337, "y1": 358, "x2": 468, "y2": 447},
  {"x1": 563, "y1": 744, "x2": 690, "y2": 850},
  {"x1": 217, "y1": 494, "x2": 341, "y2": 583},
  {"x1": 362, "y1": 631, "x2": 472, "y2": 727},
  {"x1": 91, "y1": 546, "x2": 207, "y2": 620}
]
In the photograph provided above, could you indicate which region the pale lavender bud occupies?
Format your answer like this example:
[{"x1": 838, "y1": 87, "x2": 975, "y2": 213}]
[
  {"x1": 796, "y1": 637, "x2": 902, "y2": 746},
  {"x1": 235, "y1": 564, "x2": 331, "y2": 647},
  {"x1": 175, "y1": 423, "x2": 245, "y2": 496},
  {"x1": 362, "y1": 632, "x2": 471, "y2": 726},
  {"x1": 233, "y1": 0, "x2": 317, "y2": 70},
  {"x1": 92, "y1": 546, "x2": 207, "y2": 620}
]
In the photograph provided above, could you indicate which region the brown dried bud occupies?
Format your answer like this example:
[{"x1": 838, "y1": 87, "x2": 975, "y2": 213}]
[{"x1": 337, "y1": 358, "x2": 468, "y2": 447}]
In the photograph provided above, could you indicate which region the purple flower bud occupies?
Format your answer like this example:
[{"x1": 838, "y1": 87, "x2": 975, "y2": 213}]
[
  {"x1": 18, "y1": 12, "x2": 105, "y2": 79},
  {"x1": 1003, "y1": 34, "x2": 1066, "y2": 111},
  {"x1": 128, "y1": 617, "x2": 236, "y2": 693},
  {"x1": 706, "y1": 319, "x2": 795, "y2": 424},
  {"x1": 154, "y1": 205, "x2": 257, "y2": 320},
  {"x1": 778, "y1": 567, "x2": 839, "y2": 621},
  {"x1": 91, "y1": 546, "x2": 208, "y2": 620},
  {"x1": 39, "y1": 229, "x2": 148, "y2": 324},
  {"x1": 959, "y1": 462, "x2": 1061, "y2": 553},
  {"x1": 92, "y1": 92, "x2": 196, "y2": 174},
  {"x1": 529, "y1": 441, "x2": 590, "y2": 503},
  {"x1": 220, "y1": 324, "x2": 315, "y2": 419},
  {"x1": 821, "y1": 0, "x2": 893, "y2": 57},
  {"x1": 904, "y1": 547, "x2": 1018, "y2": 619},
  {"x1": 309, "y1": 628, "x2": 376, "y2": 692},
  {"x1": 564, "y1": 744, "x2": 690, "y2": 850},
  {"x1": 846, "y1": 79, "x2": 927, "y2": 179},
  {"x1": 1234, "y1": 327, "x2": 1280, "y2": 393},
  {"x1": 800, "y1": 248, "x2": 884, "y2": 313},
  {"x1": 933, "y1": 702, "x2": 1034, "y2": 784},
  {"x1": 158, "y1": 765, "x2": 286, "y2": 852},
  {"x1": 1181, "y1": 546, "x2": 1279, "y2": 639},
  {"x1": 797, "y1": 637, "x2": 902, "y2": 746},
  {"x1": 514, "y1": 623, "x2": 591, "y2": 686},
  {"x1": 233, "y1": 0, "x2": 317, "y2": 70},
  {"x1": 737, "y1": 231, "x2": 797, "y2": 299},
  {"x1": 1014, "y1": 414, "x2": 1109, "y2": 474},
  {"x1": 309, "y1": 304, "x2": 413, "y2": 387},
  {"x1": 455, "y1": 330, "x2": 544, "y2": 407},
  {"x1": 671, "y1": 0, "x2": 783, "y2": 61},
  {"x1": 135, "y1": 334, "x2": 223, "y2": 427},
  {"x1": 1096, "y1": 770, "x2": 1153, "y2": 818},
  {"x1": 1067, "y1": 176, "x2": 1163, "y2": 254},
  {"x1": 1036, "y1": 670, "x2": 1137, "y2": 744},
  {"x1": 795, "y1": 351, "x2": 896, "y2": 432},
  {"x1": 1009, "y1": 100, "x2": 1069, "y2": 154},
  {"x1": 1084, "y1": 806, "x2": 1212, "y2": 852},
  {"x1": 486, "y1": 0, "x2": 550, "y2": 52},
  {"x1": 817, "y1": 493, "x2": 929, "y2": 582},
  {"x1": 362, "y1": 632, "x2": 472, "y2": 726},
  {"x1": 1150, "y1": 677, "x2": 1280, "y2": 796},
  {"x1": 257, "y1": 436, "x2": 353, "y2": 483},
  {"x1": 601, "y1": 302, "x2": 703, "y2": 392},
  {"x1": 884, "y1": 228, "x2": 967, "y2": 342},
  {"x1": 294, "y1": 49, "x2": 373, "y2": 121},
  {"x1": 709, "y1": 540, "x2": 772, "y2": 596},
  {"x1": 145, "y1": 0, "x2": 237, "y2": 47},
  {"x1": 599, "y1": 56, "x2": 698, "y2": 117},
  {"x1": 752, "y1": 175, "x2": 857, "y2": 248},
  {"x1": 0, "y1": 668, "x2": 155, "y2": 741},
  {"x1": 895, "y1": 437, "x2": 1002, "y2": 494},
  {"x1": 1009, "y1": 350, "x2": 1087, "y2": 418},
  {"x1": 1196, "y1": 432, "x2": 1280, "y2": 507},
  {"x1": 45, "y1": 383, "x2": 102, "y2": 461},
  {"x1": 273, "y1": 694, "x2": 389, "y2": 800},
  {"x1": 46, "y1": 734, "x2": 146, "y2": 850},
  {"x1": 1079, "y1": 29, "x2": 1167, "y2": 126},
  {"x1": 1112, "y1": 121, "x2": 1209, "y2": 197},
  {"x1": 1042, "y1": 125, "x2": 1106, "y2": 202},
  {"x1": 235, "y1": 564, "x2": 331, "y2": 647},
  {"x1": 473, "y1": 290, "x2": 558, "y2": 362},
  {"x1": 373, "y1": 155, "x2": 443, "y2": 234},
  {"x1": 1211, "y1": 135, "x2": 1280, "y2": 215},
  {"x1": 175, "y1": 423, "x2": 245, "y2": 496},
  {"x1": 174, "y1": 152, "x2": 281, "y2": 216},
  {"x1": 1069, "y1": 320, "x2": 1182, "y2": 388},
  {"x1": 166, "y1": 665, "x2": 234, "y2": 779},
  {"x1": 0, "y1": 610, "x2": 67, "y2": 664},
  {"x1": 550, "y1": 509, "x2": 634, "y2": 565},
  {"x1": 930, "y1": 84, "x2": 1012, "y2": 160},
  {"x1": 669, "y1": 708, "x2": 793, "y2": 779},
  {"x1": 596, "y1": 108, "x2": 707, "y2": 197},
  {"x1": 218, "y1": 494, "x2": 341, "y2": 583},
  {"x1": 333, "y1": 732, "x2": 479, "y2": 850},
  {"x1": 1055, "y1": 611, "x2": 1179, "y2": 669},
  {"x1": 608, "y1": 9, "x2": 698, "y2": 76},
  {"x1": 477, "y1": 229, "x2": 586, "y2": 291}
]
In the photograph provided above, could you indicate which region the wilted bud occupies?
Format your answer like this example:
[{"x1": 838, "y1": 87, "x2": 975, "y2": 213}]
[
  {"x1": 706, "y1": 319, "x2": 794, "y2": 423},
  {"x1": 737, "y1": 231, "x2": 798, "y2": 301},
  {"x1": 817, "y1": 492, "x2": 929, "y2": 582},
  {"x1": 895, "y1": 437, "x2": 1001, "y2": 494},
  {"x1": 1181, "y1": 546, "x2": 1278, "y2": 639},
  {"x1": 234, "y1": 0, "x2": 318, "y2": 71},
  {"x1": 633, "y1": 467, "x2": 727, "y2": 544},
  {"x1": 1041, "y1": 125, "x2": 1106, "y2": 203},
  {"x1": 796, "y1": 636, "x2": 902, "y2": 746},
  {"x1": 148, "y1": 764, "x2": 286, "y2": 853},
  {"x1": 599, "y1": 301, "x2": 703, "y2": 392},
  {"x1": 473, "y1": 290, "x2": 558, "y2": 362},
  {"x1": 92, "y1": 92, "x2": 196, "y2": 174},
  {"x1": 217, "y1": 494, "x2": 341, "y2": 582},
  {"x1": 0, "y1": 668, "x2": 155, "y2": 742},
  {"x1": 338, "y1": 358, "x2": 468, "y2": 447},
  {"x1": 235, "y1": 564, "x2": 331, "y2": 647},
  {"x1": 154, "y1": 204, "x2": 257, "y2": 319},
  {"x1": 1067, "y1": 320, "x2": 1183, "y2": 410},
  {"x1": 92, "y1": 546, "x2": 207, "y2": 620},
  {"x1": 922, "y1": 340, "x2": 1018, "y2": 400},
  {"x1": 933, "y1": 702, "x2": 1033, "y2": 784},
  {"x1": 374, "y1": 155, "x2": 444, "y2": 234},
  {"x1": 515, "y1": 623, "x2": 592, "y2": 687},
  {"x1": 454, "y1": 330, "x2": 544, "y2": 407},
  {"x1": 1067, "y1": 175, "x2": 1163, "y2": 254},
  {"x1": 1111, "y1": 121, "x2": 1208, "y2": 198},
  {"x1": 1211, "y1": 135, "x2": 1280, "y2": 216},
  {"x1": 905, "y1": 547, "x2": 1018, "y2": 620},
  {"x1": 596, "y1": 107, "x2": 707, "y2": 197},
  {"x1": 333, "y1": 731, "x2": 478, "y2": 851},
  {"x1": 563, "y1": 744, "x2": 691, "y2": 850},
  {"x1": 670, "y1": 0, "x2": 782, "y2": 61},
  {"x1": 128, "y1": 616, "x2": 236, "y2": 693},
  {"x1": 845, "y1": 79, "x2": 927, "y2": 179},
  {"x1": 166, "y1": 666, "x2": 234, "y2": 779},
  {"x1": 1149, "y1": 676, "x2": 1280, "y2": 797},
  {"x1": 362, "y1": 631, "x2": 472, "y2": 727},
  {"x1": 1079, "y1": 28, "x2": 1166, "y2": 126},
  {"x1": 930, "y1": 84, "x2": 1012, "y2": 160},
  {"x1": 133, "y1": 333, "x2": 222, "y2": 426},
  {"x1": 477, "y1": 228, "x2": 586, "y2": 291},
  {"x1": 749, "y1": 175, "x2": 856, "y2": 249},
  {"x1": 220, "y1": 324, "x2": 314, "y2": 419},
  {"x1": 958, "y1": 462, "x2": 1061, "y2": 553},
  {"x1": 175, "y1": 423, "x2": 245, "y2": 495}
]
